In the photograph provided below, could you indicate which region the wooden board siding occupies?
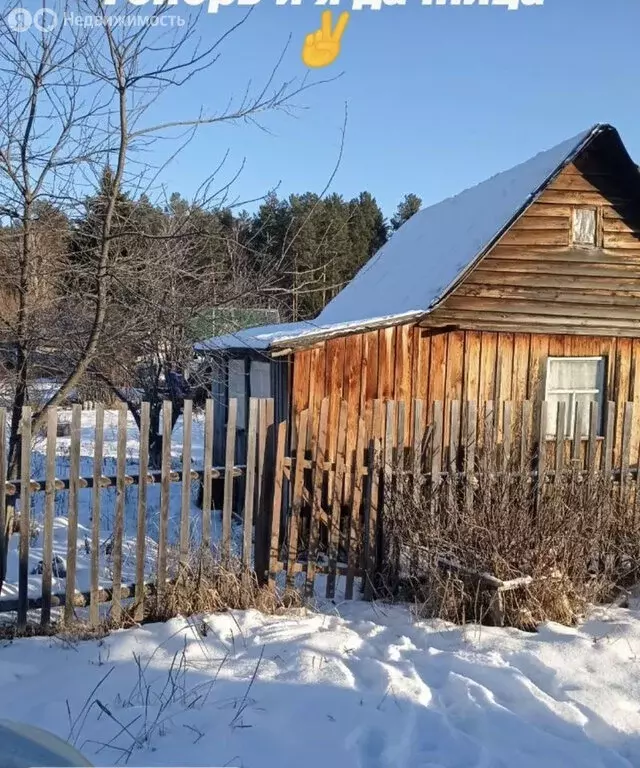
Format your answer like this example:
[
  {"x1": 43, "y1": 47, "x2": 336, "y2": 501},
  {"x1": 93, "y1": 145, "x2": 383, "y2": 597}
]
[
  {"x1": 291, "y1": 326, "x2": 640, "y2": 473},
  {"x1": 423, "y1": 148, "x2": 640, "y2": 337}
]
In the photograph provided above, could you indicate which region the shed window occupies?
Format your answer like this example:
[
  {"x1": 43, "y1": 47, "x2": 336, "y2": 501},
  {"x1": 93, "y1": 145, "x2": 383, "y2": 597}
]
[
  {"x1": 249, "y1": 360, "x2": 271, "y2": 398},
  {"x1": 228, "y1": 359, "x2": 247, "y2": 430},
  {"x1": 545, "y1": 356, "x2": 605, "y2": 439},
  {"x1": 572, "y1": 208, "x2": 597, "y2": 246}
]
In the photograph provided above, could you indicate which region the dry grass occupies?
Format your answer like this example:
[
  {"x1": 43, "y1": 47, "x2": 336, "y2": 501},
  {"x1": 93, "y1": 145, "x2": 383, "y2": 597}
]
[
  {"x1": 142, "y1": 549, "x2": 302, "y2": 625},
  {"x1": 1, "y1": 550, "x2": 303, "y2": 640},
  {"x1": 381, "y1": 440, "x2": 640, "y2": 630}
]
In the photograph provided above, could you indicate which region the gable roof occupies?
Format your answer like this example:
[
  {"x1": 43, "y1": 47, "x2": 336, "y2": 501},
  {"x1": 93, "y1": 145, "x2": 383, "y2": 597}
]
[{"x1": 197, "y1": 123, "x2": 629, "y2": 353}]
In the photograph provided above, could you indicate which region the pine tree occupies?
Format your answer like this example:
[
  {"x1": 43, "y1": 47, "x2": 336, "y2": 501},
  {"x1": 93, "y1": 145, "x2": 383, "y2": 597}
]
[{"x1": 391, "y1": 193, "x2": 422, "y2": 231}]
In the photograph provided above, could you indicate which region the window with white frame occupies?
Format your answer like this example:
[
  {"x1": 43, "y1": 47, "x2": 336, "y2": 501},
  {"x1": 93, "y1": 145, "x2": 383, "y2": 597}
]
[
  {"x1": 572, "y1": 208, "x2": 597, "y2": 246},
  {"x1": 545, "y1": 356, "x2": 605, "y2": 439}
]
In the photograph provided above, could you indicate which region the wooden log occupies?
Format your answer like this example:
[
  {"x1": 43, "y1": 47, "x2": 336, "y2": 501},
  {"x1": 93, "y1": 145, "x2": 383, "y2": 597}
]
[
  {"x1": 41, "y1": 407, "x2": 57, "y2": 627},
  {"x1": 134, "y1": 402, "x2": 149, "y2": 623}
]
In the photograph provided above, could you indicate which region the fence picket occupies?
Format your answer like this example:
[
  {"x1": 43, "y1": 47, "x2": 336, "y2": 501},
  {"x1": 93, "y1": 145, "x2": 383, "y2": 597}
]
[
  {"x1": 555, "y1": 401, "x2": 566, "y2": 478},
  {"x1": 587, "y1": 402, "x2": 599, "y2": 473},
  {"x1": 243, "y1": 399, "x2": 259, "y2": 575},
  {"x1": 255, "y1": 398, "x2": 274, "y2": 585},
  {"x1": 157, "y1": 400, "x2": 172, "y2": 604},
  {"x1": 364, "y1": 400, "x2": 383, "y2": 601},
  {"x1": 0, "y1": 409, "x2": 5, "y2": 611},
  {"x1": 64, "y1": 405, "x2": 82, "y2": 625},
  {"x1": 520, "y1": 401, "x2": 533, "y2": 472},
  {"x1": 412, "y1": 400, "x2": 424, "y2": 506},
  {"x1": 41, "y1": 407, "x2": 57, "y2": 627},
  {"x1": 111, "y1": 403, "x2": 127, "y2": 623},
  {"x1": 287, "y1": 410, "x2": 309, "y2": 589},
  {"x1": 572, "y1": 401, "x2": 584, "y2": 467},
  {"x1": 201, "y1": 399, "x2": 214, "y2": 549},
  {"x1": 431, "y1": 401, "x2": 444, "y2": 516},
  {"x1": 465, "y1": 402, "x2": 477, "y2": 511},
  {"x1": 326, "y1": 400, "x2": 346, "y2": 598},
  {"x1": 384, "y1": 400, "x2": 396, "y2": 496},
  {"x1": 396, "y1": 401, "x2": 406, "y2": 491},
  {"x1": 620, "y1": 402, "x2": 633, "y2": 509},
  {"x1": 536, "y1": 401, "x2": 548, "y2": 512},
  {"x1": 307, "y1": 398, "x2": 329, "y2": 597},
  {"x1": 180, "y1": 399, "x2": 193, "y2": 566},
  {"x1": 90, "y1": 404, "x2": 104, "y2": 626},
  {"x1": 134, "y1": 402, "x2": 150, "y2": 623},
  {"x1": 17, "y1": 407, "x2": 32, "y2": 630},
  {"x1": 346, "y1": 415, "x2": 367, "y2": 600},
  {"x1": 222, "y1": 399, "x2": 238, "y2": 565},
  {"x1": 603, "y1": 401, "x2": 615, "y2": 478},
  {"x1": 502, "y1": 401, "x2": 513, "y2": 470},
  {"x1": 448, "y1": 400, "x2": 461, "y2": 507},
  {"x1": 268, "y1": 420, "x2": 287, "y2": 589}
]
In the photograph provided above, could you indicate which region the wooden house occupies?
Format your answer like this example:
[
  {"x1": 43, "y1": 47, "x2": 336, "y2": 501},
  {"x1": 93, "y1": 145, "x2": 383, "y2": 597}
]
[{"x1": 196, "y1": 124, "x2": 640, "y2": 464}]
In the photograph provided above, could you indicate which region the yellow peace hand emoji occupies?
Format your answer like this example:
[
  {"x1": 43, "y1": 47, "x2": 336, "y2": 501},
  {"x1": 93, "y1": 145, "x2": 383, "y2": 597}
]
[{"x1": 302, "y1": 10, "x2": 350, "y2": 69}]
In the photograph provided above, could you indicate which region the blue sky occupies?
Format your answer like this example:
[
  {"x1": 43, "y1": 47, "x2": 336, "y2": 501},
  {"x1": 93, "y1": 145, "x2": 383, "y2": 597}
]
[{"x1": 121, "y1": 0, "x2": 639, "y2": 216}]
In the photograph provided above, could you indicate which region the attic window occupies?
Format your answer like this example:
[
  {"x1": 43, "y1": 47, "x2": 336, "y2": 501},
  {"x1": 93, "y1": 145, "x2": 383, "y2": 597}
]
[{"x1": 572, "y1": 208, "x2": 596, "y2": 246}]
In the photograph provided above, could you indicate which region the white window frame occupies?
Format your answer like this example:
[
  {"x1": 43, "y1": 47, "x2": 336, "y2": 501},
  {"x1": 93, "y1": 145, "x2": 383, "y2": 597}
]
[{"x1": 544, "y1": 356, "x2": 606, "y2": 439}]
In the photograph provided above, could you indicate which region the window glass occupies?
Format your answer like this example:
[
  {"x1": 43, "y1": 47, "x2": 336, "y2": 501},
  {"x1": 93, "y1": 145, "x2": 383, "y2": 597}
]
[{"x1": 545, "y1": 357, "x2": 605, "y2": 438}]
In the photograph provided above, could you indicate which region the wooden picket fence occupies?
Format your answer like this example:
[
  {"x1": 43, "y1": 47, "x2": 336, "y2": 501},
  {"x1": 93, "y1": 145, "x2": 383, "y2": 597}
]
[
  {"x1": 268, "y1": 396, "x2": 640, "y2": 604},
  {"x1": 0, "y1": 398, "x2": 276, "y2": 630},
  {"x1": 1, "y1": 395, "x2": 639, "y2": 629}
]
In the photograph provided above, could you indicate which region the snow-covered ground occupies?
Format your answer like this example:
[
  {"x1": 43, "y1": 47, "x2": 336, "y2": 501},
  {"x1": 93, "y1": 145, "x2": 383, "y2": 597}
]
[{"x1": 2, "y1": 600, "x2": 640, "y2": 767}]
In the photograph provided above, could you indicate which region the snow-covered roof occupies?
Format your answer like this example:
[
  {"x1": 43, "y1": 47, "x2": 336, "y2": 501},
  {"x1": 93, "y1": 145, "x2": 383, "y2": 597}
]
[
  {"x1": 194, "y1": 313, "x2": 423, "y2": 352},
  {"x1": 195, "y1": 321, "x2": 318, "y2": 352},
  {"x1": 198, "y1": 124, "x2": 618, "y2": 352}
]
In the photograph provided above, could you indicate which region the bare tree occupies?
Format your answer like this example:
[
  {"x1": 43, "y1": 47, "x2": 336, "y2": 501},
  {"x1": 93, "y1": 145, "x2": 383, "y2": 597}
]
[{"x1": 0, "y1": 0, "x2": 329, "y2": 589}]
